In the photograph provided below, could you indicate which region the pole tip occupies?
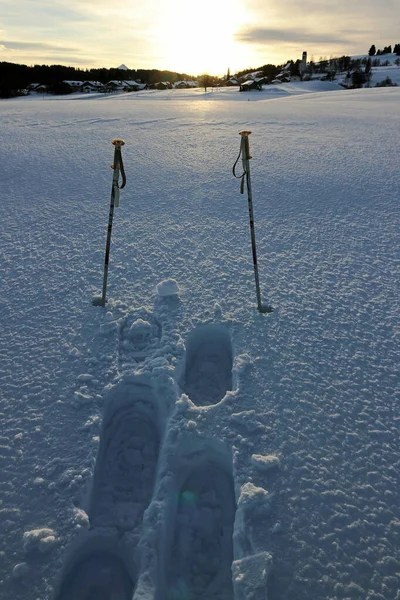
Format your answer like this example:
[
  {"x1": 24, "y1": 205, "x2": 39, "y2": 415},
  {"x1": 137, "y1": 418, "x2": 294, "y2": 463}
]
[
  {"x1": 112, "y1": 138, "x2": 125, "y2": 147},
  {"x1": 92, "y1": 295, "x2": 106, "y2": 306},
  {"x1": 239, "y1": 131, "x2": 252, "y2": 137},
  {"x1": 258, "y1": 304, "x2": 274, "y2": 314}
]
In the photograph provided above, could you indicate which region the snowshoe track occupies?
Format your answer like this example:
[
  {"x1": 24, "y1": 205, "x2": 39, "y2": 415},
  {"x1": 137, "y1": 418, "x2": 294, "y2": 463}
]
[
  {"x1": 56, "y1": 323, "x2": 242, "y2": 600},
  {"x1": 181, "y1": 324, "x2": 233, "y2": 406},
  {"x1": 160, "y1": 444, "x2": 236, "y2": 600},
  {"x1": 89, "y1": 383, "x2": 160, "y2": 531},
  {"x1": 57, "y1": 552, "x2": 133, "y2": 600},
  {"x1": 118, "y1": 309, "x2": 162, "y2": 370}
]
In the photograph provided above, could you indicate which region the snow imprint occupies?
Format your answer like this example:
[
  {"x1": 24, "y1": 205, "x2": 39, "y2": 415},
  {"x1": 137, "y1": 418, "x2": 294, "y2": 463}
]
[
  {"x1": 118, "y1": 309, "x2": 162, "y2": 370},
  {"x1": 88, "y1": 383, "x2": 160, "y2": 531},
  {"x1": 167, "y1": 463, "x2": 236, "y2": 599},
  {"x1": 157, "y1": 441, "x2": 236, "y2": 600},
  {"x1": 56, "y1": 552, "x2": 134, "y2": 600},
  {"x1": 181, "y1": 324, "x2": 233, "y2": 406}
]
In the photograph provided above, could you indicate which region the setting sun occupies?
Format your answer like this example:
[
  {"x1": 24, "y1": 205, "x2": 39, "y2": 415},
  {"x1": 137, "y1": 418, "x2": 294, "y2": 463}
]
[{"x1": 156, "y1": 0, "x2": 247, "y2": 75}]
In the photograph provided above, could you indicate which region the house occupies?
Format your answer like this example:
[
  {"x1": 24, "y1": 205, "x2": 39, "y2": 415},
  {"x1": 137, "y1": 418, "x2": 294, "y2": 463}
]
[
  {"x1": 243, "y1": 71, "x2": 264, "y2": 81},
  {"x1": 28, "y1": 83, "x2": 48, "y2": 93},
  {"x1": 239, "y1": 78, "x2": 264, "y2": 91},
  {"x1": 81, "y1": 81, "x2": 104, "y2": 93},
  {"x1": 63, "y1": 80, "x2": 84, "y2": 92},
  {"x1": 173, "y1": 80, "x2": 196, "y2": 89},
  {"x1": 226, "y1": 77, "x2": 239, "y2": 86},
  {"x1": 274, "y1": 71, "x2": 291, "y2": 83},
  {"x1": 105, "y1": 80, "x2": 124, "y2": 93},
  {"x1": 154, "y1": 81, "x2": 171, "y2": 90},
  {"x1": 104, "y1": 80, "x2": 148, "y2": 93},
  {"x1": 122, "y1": 80, "x2": 142, "y2": 92}
]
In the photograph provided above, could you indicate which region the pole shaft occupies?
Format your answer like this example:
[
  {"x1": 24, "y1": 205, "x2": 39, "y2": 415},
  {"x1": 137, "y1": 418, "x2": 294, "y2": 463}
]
[
  {"x1": 241, "y1": 134, "x2": 263, "y2": 310},
  {"x1": 100, "y1": 145, "x2": 121, "y2": 306}
]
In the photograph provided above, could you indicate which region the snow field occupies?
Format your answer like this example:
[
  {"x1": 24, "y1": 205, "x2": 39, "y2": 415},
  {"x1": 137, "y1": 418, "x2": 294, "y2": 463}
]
[{"x1": 1, "y1": 87, "x2": 399, "y2": 600}]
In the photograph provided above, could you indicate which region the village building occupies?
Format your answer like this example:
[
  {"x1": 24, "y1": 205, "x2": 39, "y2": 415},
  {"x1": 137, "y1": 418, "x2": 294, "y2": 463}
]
[
  {"x1": 63, "y1": 80, "x2": 84, "y2": 92},
  {"x1": 173, "y1": 80, "x2": 197, "y2": 89},
  {"x1": 81, "y1": 81, "x2": 104, "y2": 93},
  {"x1": 239, "y1": 77, "x2": 265, "y2": 91}
]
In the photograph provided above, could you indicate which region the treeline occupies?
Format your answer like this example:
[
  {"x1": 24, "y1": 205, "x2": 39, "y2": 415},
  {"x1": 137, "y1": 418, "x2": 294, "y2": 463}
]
[
  {"x1": 235, "y1": 55, "x2": 355, "y2": 81},
  {"x1": 235, "y1": 63, "x2": 280, "y2": 80},
  {"x1": 368, "y1": 43, "x2": 400, "y2": 56},
  {"x1": 0, "y1": 62, "x2": 195, "y2": 98}
]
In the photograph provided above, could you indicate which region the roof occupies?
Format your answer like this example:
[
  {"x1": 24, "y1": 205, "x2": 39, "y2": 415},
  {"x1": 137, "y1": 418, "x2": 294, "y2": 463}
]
[
  {"x1": 173, "y1": 80, "x2": 197, "y2": 88},
  {"x1": 81, "y1": 81, "x2": 103, "y2": 87},
  {"x1": 241, "y1": 79, "x2": 261, "y2": 87}
]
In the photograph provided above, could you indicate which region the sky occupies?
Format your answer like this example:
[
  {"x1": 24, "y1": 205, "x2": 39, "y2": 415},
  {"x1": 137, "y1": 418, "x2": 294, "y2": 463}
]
[{"x1": 0, "y1": 0, "x2": 399, "y2": 75}]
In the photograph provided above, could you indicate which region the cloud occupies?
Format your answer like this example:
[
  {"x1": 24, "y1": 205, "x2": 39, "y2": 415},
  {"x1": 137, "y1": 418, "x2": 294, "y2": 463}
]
[
  {"x1": 237, "y1": 0, "x2": 400, "y2": 56},
  {"x1": 235, "y1": 27, "x2": 352, "y2": 47},
  {"x1": 0, "y1": 0, "x2": 91, "y2": 25},
  {"x1": 0, "y1": 40, "x2": 80, "y2": 53}
]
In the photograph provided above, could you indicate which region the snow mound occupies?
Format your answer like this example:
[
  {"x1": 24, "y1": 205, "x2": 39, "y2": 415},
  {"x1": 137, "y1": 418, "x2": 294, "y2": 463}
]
[
  {"x1": 156, "y1": 278, "x2": 180, "y2": 297},
  {"x1": 233, "y1": 552, "x2": 273, "y2": 600},
  {"x1": 251, "y1": 453, "x2": 280, "y2": 471},
  {"x1": 12, "y1": 562, "x2": 30, "y2": 580},
  {"x1": 23, "y1": 528, "x2": 58, "y2": 554}
]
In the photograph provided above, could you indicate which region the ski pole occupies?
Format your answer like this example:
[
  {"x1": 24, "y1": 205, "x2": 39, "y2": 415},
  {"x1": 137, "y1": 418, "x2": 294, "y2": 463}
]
[
  {"x1": 233, "y1": 131, "x2": 273, "y2": 313},
  {"x1": 93, "y1": 138, "x2": 126, "y2": 307}
]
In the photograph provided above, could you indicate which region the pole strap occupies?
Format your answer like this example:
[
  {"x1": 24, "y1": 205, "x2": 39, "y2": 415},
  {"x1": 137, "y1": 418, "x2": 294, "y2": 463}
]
[
  {"x1": 112, "y1": 146, "x2": 127, "y2": 190},
  {"x1": 232, "y1": 138, "x2": 246, "y2": 194},
  {"x1": 111, "y1": 143, "x2": 126, "y2": 209}
]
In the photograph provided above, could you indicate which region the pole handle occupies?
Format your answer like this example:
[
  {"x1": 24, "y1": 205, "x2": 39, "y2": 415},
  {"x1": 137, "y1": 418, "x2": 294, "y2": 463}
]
[
  {"x1": 111, "y1": 139, "x2": 125, "y2": 170},
  {"x1": 239, "y1": 131, "x2": 252, "y2": 159},
  {"x1": 112, "y1": 138, "x2": 125, "y2": 147}
]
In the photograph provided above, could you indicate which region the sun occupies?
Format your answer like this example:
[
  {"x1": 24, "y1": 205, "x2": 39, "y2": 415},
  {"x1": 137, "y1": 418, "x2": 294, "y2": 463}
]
[{"x1": 156, "y1": 0, "x2": 247, "y2": 75}]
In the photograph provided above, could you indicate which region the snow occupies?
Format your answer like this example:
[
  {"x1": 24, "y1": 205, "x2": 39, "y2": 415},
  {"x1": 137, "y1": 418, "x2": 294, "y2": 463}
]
[
  {"x1": 250, "y1": 454, "x2": 280, "y2": 472},
  {"x1": 12, "y1": 563, "x2": 30, "y2": 580},
  {"x1": 22, "y1": 528, "x2": 58, "y2": 554},
  {"x1": 369, "y1": 65, "x2": 400, "y2": 87},
  {"x1": 156, "y1": 278, "x2": 180, "y2": 297},
  {"x1": 1, "y1": 83, "x2": 399, "y2": 600}
]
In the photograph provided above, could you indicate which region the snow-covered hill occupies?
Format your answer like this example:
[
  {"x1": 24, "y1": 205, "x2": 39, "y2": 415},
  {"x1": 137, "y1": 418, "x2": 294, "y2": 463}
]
[{"x1": 1, "y1": 85, "x2": 399, "y2": 600}]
